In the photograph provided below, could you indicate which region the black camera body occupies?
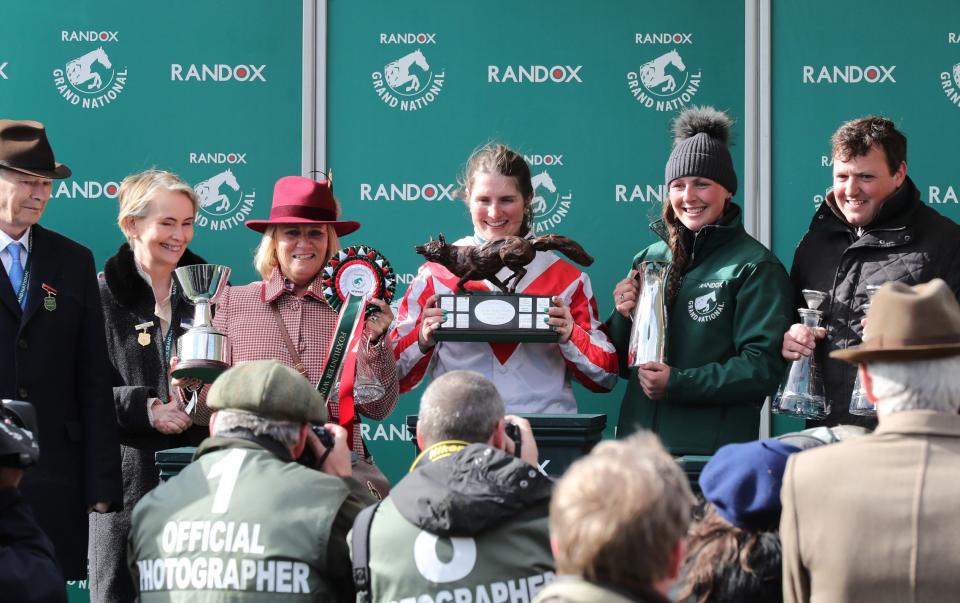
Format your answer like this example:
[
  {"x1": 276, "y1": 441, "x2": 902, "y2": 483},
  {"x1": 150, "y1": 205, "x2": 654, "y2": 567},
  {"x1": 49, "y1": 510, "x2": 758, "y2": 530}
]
[
  {"x1": 504, "y1": 421, "x2": 522, "y2": 458},
  {"x1": 0, "y1": 400, "x2": 40, "y2": 468},
  {"x1": 297, "y1": 424, "x2": 335, "y2": 468}
]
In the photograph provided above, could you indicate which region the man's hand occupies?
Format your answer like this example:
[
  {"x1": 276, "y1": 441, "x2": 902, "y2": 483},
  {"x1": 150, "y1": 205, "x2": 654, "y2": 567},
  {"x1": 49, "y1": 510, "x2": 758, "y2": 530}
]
[
  {"x1": 89, "y1": 501, "x2": 110, "y2": 514},
  {"x1": 638, "y1": 361, "x2": 671, "y2": 400},
  {"x1": 305, "y1": 424, "x2": 352, "y2": 477},
  {"x1": 503, "y1": 415, "x2": 539, "y2": 467},
  {"x1": 781, "y1": 323, "x2": 826, "y2": 361}
]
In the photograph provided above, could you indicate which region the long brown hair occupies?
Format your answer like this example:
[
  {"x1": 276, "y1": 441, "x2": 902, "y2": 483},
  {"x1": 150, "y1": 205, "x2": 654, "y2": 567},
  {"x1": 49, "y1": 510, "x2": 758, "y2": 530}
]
[
  {"x1": 676, "y1": 505, "x2": 782, "y2": 603},
  {"x1": 661, "y1": 200, "x2": 689, "y2": 309}
]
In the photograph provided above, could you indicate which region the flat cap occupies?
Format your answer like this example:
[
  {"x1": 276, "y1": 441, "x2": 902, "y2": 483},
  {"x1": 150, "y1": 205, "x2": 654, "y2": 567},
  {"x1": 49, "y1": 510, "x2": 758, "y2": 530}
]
[{"x1": 207, "y1": 360, "x2": 326, "y2": 423}]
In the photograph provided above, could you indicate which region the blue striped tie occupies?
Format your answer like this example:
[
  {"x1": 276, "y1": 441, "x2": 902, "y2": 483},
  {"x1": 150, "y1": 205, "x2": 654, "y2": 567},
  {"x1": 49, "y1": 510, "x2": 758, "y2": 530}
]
[{"x1": 7, "y1": 242, "x2": 24, "y2": 309}]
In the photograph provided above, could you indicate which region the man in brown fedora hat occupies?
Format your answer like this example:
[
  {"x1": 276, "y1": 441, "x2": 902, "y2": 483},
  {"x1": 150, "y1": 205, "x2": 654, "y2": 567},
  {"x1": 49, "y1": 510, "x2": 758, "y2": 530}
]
[
  {"x1": 0, "y1": 119, "x2": 121, "y2": 580},
  {"x1": 780, "y1": 279, "x2": 960, "y2": 603}
]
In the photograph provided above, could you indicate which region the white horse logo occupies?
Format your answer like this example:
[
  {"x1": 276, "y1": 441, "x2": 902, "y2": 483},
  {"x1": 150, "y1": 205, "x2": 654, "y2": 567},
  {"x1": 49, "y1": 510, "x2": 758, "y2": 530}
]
[
  {"x1": 195, "y1": 169, "x2": 240, "y2": 212},
  {"x1": 953, "y1": 63, "x2": 960, "y2": 89},
  {"x1": 530, "y1": 171, "x2": 556, "y2": 215},
  {"x1": 694, "y1": 290, "x2": 717, "y2": 314},
  {"x1": 66, "y1": 47, "x2": 112, "y2": 91},
  {"x1": 640, "y1": 49, "x2": 686, "y2": 94},
  {"x1": 385, "y1": 49, "x2": 430, "y2": 93}
]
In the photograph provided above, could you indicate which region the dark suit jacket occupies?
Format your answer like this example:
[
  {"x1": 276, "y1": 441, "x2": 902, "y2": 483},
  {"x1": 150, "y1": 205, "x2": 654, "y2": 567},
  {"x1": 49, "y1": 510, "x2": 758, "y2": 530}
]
[{"x1": 0, "y1": 224, "x2": 121, "y2": 579}]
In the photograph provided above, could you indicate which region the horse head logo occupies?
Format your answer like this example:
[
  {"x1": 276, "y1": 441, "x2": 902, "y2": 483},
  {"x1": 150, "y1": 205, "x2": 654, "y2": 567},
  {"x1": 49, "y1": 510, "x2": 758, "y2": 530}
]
[
  {"x1": 693, "y1": 290, "x2": 717, "y2": 314},
  {"x1": 195, "y1": 169, "x2": 241, "y2": 213},
  {"x1": 66, "y1": 47, "x2": 113, "y2": 91},
  {"x1": 384, "y1": 49, "x2": 431, "y2": 93},
  {"x1": 530, "y1": 171, "x2": 557, "y2": 216},
  {"x1": 640, "y1": 49, "x2": 686, "y2": 94},
  {"x1": 953, "y1": 62, "x2": 960, "y2": 89}
]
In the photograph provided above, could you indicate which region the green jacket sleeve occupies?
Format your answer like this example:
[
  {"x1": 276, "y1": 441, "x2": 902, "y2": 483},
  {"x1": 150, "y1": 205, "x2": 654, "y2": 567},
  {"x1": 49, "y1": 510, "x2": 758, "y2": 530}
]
[{"x1": 665, "y1": 260, "x2": 792, "y2": 404}]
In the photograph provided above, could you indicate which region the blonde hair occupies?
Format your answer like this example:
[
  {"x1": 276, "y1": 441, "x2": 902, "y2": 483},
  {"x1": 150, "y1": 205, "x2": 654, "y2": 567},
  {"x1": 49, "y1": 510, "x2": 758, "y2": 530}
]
[
  {"x1": 252, "y1": 224, "x2": 341, "y2": 281},
  {"x1": 117, "y1": 169, "x2": 198, "y2": 239},
  {"x1": 550, "y1": 433, "x2": 694, "y2": 591}
]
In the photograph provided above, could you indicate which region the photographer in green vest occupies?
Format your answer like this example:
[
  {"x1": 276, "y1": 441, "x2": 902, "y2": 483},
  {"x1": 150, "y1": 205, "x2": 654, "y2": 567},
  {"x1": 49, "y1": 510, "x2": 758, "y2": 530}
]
[
  {"x1": 128, "y1": 360, "x2": 375, "y2": 601},
  {"x1": 353, "y1": 370, "x2": 555, "y2": 603}
]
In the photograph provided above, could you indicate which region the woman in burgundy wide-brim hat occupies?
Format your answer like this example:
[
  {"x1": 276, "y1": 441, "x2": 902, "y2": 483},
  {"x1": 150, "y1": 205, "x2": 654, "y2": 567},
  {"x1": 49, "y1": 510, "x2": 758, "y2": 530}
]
[{"x1": 179, "y1": 175, "x2": 398, "y2": 469}]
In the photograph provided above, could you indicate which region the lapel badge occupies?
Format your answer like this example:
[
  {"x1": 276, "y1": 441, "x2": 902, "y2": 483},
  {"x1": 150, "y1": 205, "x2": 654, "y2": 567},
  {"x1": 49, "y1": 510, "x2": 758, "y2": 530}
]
[
  {"x1": 41, "y1": 283, "x2": 58, "y2": 312},
  {"x1": 135, "y1": 320, "x2": 154, "y2": 347}
]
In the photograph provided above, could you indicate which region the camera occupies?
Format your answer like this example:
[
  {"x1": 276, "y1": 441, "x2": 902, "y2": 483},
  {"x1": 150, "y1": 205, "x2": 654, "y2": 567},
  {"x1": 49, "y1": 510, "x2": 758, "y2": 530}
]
[
  {"x1": 0, "y1": 400, "x2": 40, "y2": 469},
  {"x1": 297, "y1": 424, "x2": 335, "y2": 468},
  {"x1": 505, "y1": 421, "x2": 522, "y2": 458}
]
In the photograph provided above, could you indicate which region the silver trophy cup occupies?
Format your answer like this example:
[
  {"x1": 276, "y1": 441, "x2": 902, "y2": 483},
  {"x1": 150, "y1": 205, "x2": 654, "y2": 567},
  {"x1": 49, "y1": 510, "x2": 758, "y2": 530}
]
[
  {"x1": 171, "y1": 264, "x2": 232, "y2": 383},
  {"x1": 627, "y1": 261, "x2": 670, "y2": 367}
]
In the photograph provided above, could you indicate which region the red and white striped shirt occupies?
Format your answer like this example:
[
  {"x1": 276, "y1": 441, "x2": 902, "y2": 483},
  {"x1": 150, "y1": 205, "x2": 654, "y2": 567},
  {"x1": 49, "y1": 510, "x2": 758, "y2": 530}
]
[
  {"x1": 390, "y1": 234, "x2": 618, "y2": 413},
  {"x1": 212, "y1": 268, "x2": 399, "y2": 453}
]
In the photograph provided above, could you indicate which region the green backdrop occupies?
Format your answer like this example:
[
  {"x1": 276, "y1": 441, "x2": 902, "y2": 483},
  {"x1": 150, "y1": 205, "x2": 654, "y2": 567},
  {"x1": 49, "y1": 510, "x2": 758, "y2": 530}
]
[
  {"x1": 4, "y1": 1, "x2": 959, "y2": 600},
  {"x1": 327, "y1": 0, "x2": 746, "y2": 482}
]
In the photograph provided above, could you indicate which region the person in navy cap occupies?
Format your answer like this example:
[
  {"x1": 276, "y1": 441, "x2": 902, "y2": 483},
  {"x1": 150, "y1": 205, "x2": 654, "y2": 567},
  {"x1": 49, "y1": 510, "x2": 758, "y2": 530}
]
[{"x1": 675, "y1": 438, "x2": 802, "y2": 603}]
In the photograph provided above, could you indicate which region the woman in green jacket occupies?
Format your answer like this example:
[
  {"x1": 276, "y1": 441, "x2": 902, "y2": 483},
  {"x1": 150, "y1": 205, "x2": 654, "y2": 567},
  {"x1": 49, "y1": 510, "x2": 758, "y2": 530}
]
[{"x1": 607, "y1": 106, "x2": 792, "y2": 455}]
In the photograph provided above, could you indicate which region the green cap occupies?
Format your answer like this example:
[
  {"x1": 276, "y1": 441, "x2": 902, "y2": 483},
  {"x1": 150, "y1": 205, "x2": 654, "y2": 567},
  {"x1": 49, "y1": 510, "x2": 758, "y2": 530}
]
[{"x1": 207, "y1": 360, "x2": 327, "y2": 423}]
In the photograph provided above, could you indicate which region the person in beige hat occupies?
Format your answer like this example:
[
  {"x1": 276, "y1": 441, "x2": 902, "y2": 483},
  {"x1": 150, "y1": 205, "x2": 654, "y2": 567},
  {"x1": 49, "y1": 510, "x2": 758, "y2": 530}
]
[
  {"x1": 780, "y1": 279, "x2": 960, "y2": 603},
  {"x1": 0, "y1": 119, "x2": 121, "y2": 581},
  {"x1": 129, "y1": 359, "x2": 375, "y2": 601}
]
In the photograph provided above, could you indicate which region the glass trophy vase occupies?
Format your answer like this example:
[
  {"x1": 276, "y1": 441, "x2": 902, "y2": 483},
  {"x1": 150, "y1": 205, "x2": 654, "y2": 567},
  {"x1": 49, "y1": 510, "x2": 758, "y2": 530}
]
[
  {"x1": 772, "y1": 308, "x2": 828, "y2": 420},
  {"x1": 848, "y1": 285, "x2": 881, "y2": 417}
]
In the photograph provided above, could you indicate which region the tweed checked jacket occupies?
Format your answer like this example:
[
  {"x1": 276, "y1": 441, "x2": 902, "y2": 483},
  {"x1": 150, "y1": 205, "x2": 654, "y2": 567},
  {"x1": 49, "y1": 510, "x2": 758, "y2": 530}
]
[{"x1": 211, "y1": 268, "x2": 399, "y2": 453}]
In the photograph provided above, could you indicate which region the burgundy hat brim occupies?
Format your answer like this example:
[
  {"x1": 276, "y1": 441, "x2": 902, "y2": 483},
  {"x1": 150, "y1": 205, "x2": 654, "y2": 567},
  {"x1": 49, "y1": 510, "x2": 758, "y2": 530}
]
[
  {"x1": 245, "y1": 217, "x2": 360, "y2": 237},
  {"x1": 0, "y1": 161, "x2": 72, "y2": 180}
]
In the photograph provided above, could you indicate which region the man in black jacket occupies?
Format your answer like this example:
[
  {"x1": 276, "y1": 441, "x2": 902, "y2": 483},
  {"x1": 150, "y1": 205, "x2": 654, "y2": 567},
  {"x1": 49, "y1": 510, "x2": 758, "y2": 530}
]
[
  {"x1": 782, "y1": 116, "x2": 960, "y2": 427},
  {"x1": 0, "y1": 120, "x2": 121, "y2": 579},
  {"x1": 0, "y1": 401, "x2": 67, "y2": 603}
]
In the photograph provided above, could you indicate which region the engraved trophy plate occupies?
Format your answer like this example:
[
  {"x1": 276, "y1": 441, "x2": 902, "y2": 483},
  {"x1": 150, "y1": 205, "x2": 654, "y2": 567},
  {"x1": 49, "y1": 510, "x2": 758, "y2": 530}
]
[
  {"x1": 433, "y1": 292, "x2": 559, "y2": 343},
  {"x1": 417, "y1": 232, "x2": 595, "y2": 343},
  {"x1": 171, "y1": 264, "x2": 232, "y2": 383}
]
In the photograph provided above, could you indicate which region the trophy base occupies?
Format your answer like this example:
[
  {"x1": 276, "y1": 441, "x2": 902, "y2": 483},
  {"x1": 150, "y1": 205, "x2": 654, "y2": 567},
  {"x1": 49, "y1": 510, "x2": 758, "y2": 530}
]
[
  {"x1": 433, "y1": 292, "x2": 559, "y2": 344},
  {"x1": 171, "y1": 359, "x2": 230, "y2": 383}
]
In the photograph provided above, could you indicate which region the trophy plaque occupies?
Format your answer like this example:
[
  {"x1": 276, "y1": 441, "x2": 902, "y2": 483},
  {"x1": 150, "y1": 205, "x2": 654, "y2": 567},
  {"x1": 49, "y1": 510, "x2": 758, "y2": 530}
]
[
  {"x1": 434, "y1": 292, "x2": 559, "y2": 343},
  {"x1": 171, "y1": 264, "x2": 232, "y2": 383},
  {"x1": 416, "y1": 233, "x2": 594, "y2": 343}
]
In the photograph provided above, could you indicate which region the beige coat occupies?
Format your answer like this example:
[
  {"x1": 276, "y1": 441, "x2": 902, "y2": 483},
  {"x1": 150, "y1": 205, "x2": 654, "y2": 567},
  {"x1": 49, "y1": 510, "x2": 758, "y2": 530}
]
[{"x1": 781, "y1": 410, "x2": 960, "y2": 603}]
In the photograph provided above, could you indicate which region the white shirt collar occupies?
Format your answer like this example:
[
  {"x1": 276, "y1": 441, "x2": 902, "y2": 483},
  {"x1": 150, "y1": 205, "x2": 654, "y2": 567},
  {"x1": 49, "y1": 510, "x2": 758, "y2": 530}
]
[{"x1": 0, "y1": 226, "x2": 31, "y2": 253}]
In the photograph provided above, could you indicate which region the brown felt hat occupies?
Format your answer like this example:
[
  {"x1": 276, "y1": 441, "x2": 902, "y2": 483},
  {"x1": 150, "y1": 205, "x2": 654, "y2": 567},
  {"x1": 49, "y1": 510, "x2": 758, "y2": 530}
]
[
  {"x1": 0, "y1": 120, "x2": 72, "y2": 179},
  {"x1": 831, "y1": 279, "x2": 960, "y2": 363}
]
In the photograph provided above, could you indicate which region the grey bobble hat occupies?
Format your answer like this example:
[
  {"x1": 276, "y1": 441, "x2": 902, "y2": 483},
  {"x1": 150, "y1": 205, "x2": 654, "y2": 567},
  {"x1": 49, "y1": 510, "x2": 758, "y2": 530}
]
[
  {"x1": 664, "y1": 106, "x2": 738, "y2": 196},
  {"x1": 207, "y1": 359, "x2": 327, "y2": 423}
]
